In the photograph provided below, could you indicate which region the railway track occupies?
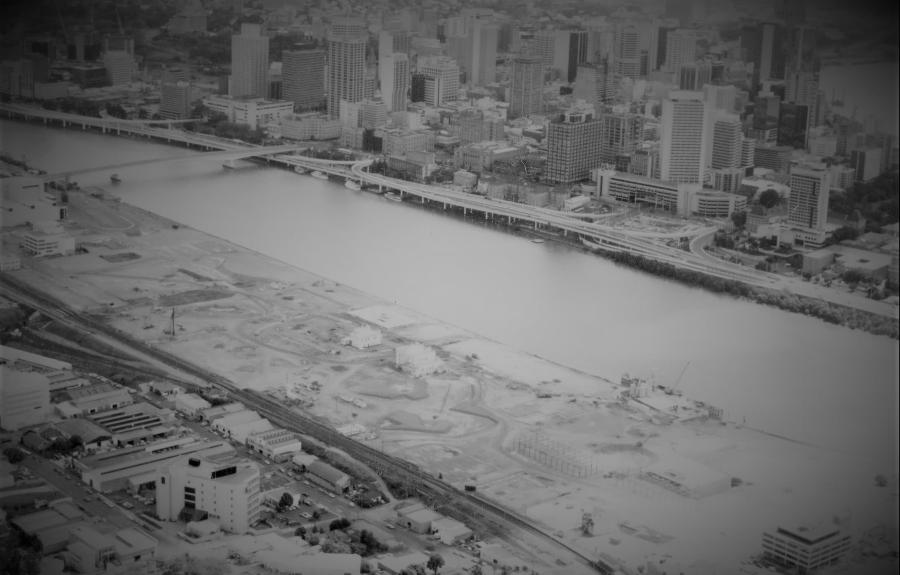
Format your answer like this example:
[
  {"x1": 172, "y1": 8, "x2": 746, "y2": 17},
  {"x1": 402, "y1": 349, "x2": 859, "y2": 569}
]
[{"x1": 0, "y1": 272, "x2": 614, "y2": 573}]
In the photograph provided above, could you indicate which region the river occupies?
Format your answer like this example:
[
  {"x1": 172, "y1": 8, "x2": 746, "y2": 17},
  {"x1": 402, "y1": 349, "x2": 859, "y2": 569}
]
[{"x1": 2, "y1": 119, "x2": 897, "y2": 468}]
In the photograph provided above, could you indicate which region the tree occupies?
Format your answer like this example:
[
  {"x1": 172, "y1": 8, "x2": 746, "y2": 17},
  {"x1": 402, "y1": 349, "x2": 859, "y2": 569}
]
[
  {"x1": 278, "y1": 492, "x2": 293, "y2": 511},
  {"x1": 830, "y1": 225, "x2": 860, "y2": 244},
  {"x1": 3, "y1": 447, "x2": 25, "y2": 463},
  {"x1": 427, "y1": 554, "x2": 444, "y2": 575},
  {"x1": 295, "y1": 526, "x2": 307, "y2": 538},
  {"x1": 730, "y1": 210, "x2": 747, "y2": 229},
  {"x1": 758, "y1": 189, "x2": 780, "y2": 209}
]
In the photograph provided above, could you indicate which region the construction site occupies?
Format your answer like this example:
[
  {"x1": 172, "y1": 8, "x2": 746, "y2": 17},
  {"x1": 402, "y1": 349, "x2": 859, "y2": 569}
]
[{"x1": 2, "y1": 186, "x2": 898, "y2": 574}]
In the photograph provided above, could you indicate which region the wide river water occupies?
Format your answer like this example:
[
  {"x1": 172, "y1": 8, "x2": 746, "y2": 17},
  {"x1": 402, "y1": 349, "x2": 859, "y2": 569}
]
[{"x1": 2, "y1": 119, "x2": 897, "y2": 468}]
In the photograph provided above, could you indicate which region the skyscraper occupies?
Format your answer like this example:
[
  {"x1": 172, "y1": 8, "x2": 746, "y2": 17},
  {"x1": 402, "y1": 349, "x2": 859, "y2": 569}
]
[
  {"x1": 418, "y1": 55, "x2": 459, "y2": 106},
  {"x1": 711, "y1": 112, "x2": 743, "y2": 169},
  {"x1": 660, "y1": 90, "x2": 711, "y2": 184},
  {"x1": 283, "y1": 46, "x2": 325, "y2": 111},
  {"x1": 573, "y1": 59, "x2": 613, "y2": 110},
  {"x1": 614, "y1": 24, "x2": 641, "y2": 80},
  {"x1": 230, "y1": 23, "x2": 269, "y2": 98},
  {"x1": 678, "y1": 60, "x2": 711, "y2": 90},
  {"x1": 777, "y1": 101, "x2": 809, "y2": 149},
  {"x1": 545, "y1": 111, "x2": 602, "y2": 183},
  {"x1": 788, "y1": 165, "x2": 830, "y2": 231},
  {"x1": 598, "y1": 112, "x2": 645, "y2": 165},
  {"x1": 379, "y1": 53, "x2": 409, "y2": 112},
  {"x1": 509, "y1": 55, "x2": 544, "y2": 119},
  {"x1": 326, "y1": 17, "x2": 368, "y2": 119},
  {"x1": 470, "y1": 20, "x2": 499, "y2": 86},
  {"x1": 664, "y1": 29, "x2": 697, "y2": 72},
  {"x1": 160, "y1": 68, "x2": 192, "y2": 120}
]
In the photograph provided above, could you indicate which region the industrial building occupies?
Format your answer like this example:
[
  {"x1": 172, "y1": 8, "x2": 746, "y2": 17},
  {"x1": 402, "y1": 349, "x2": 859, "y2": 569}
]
[
  {"x1": 54, "y1": 381, "x2": 133, "y2": 418},
  {"x1": 245, "y1": 428, "x2": 303, "y2": 462},
  {"x1": 210, "y1": 408, "x2": 274, "y2": 442},
  {"x1": 63, "y1": 524, "x2": 157, "y2": 574},
  {"x1": 0, "y1": 177, "x2": 66, "y2": 228},
  {"x1": 76, "y1": 438, "x2": 234, "y2": 493},
  {"x1": 156, "y1": 454, "x2": 261, "y2": 533},
  {"x1": 306, "y1": 460, "x2": 350, "y2": 492},
  {"x1": 173, "y1": 393, "x2": 212, "y2": 418}
]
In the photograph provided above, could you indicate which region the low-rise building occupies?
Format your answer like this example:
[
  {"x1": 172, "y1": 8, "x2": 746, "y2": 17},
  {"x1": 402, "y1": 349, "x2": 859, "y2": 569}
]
[
  {"x1": 431, "y1": 516, "x2": 473, "y2": 544},
  {"x1": 201, "y1": 402, "x2": 245, "y2": 422},
  {"x1": 342, "y1": 325, "x2": 383, "y2": 349},
  {"x1": 690, "y1": 190, "x2": 747, "y2": 218},
  {"x1": 306, "y1": 460, "x2": 350, "y2": 492},
  {"x1": 762, "y1": 521, "x2": 853, "y2": 574},
  {"x1": 201, "y1": 95, "x2": 294, "y2": 130},
  {"x1": 21, "y1": 222, "x2": 75, "y2": 258},
  {"x1": 173, "y1": 393, "x2": 212, "y2": 418},
  {"x1": 211, "y1": 409, "x2": 273, "y2": 442},
  {"x1": 387, "y1": 151, "x2": 437, "y2": 182},
  {"x1": 64, "y1": 524, "x2": 157, "y2": 574},
  {"x1": 54, "y1": 382, "x2": 133, "y2": 418},
  {"x1": 593, "y1": 168, "x2": 694, "y2": 216},
  {"x1": 156, "y1": 454, "x2": 261, "y2": 534},
  {"x1": 246, "y1": 428, "x2": 302, "y2": 461},
  {"x1": 394, "y1": 343, "x2": 444, "y2": 377},
  {"x1": 396, "y1": 502, "x2": 442, "y2": 534},
  {"x1": 278, "y1": 113, "x2": 342, "y2": 141},
  {"x1": 452, "y1": 169, "x2": 477, "y2": 190},
  {"x1": 88, "y1": 402, "x2": 176, "y2": 447}
]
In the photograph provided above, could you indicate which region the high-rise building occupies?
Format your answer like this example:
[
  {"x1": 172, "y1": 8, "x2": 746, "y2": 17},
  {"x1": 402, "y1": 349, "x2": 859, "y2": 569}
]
[
  {"x1": 656, "y1": 27, "x2": 675, "y2": 73},
  {"x1": 777, "y1": 101, "x2": 809, "y2": 149},
  {"x1": 573, "y1": 59, "x2": 613, "y2": 110},
  {"x1": 326, "y1": 18, "x2": 368, "y2": 119},
  {"x1": 230, "y1": 23, "x2": 269, "y2": 98},
  {"x1": 711, "y1": 112, "x2": 743, "y2": 169},
  {"x1": 470, "y1": 20, "x2": 499, "y2": 86},
  {"x1": 103, "y1": 50, "x2": 135, "y2": 86},
  {"x1": 160, "y1": 76, "x2": 193, "y2": 120},
  {"x1": 788, "y1": 165, "x2": 831, "y2": 231},
  {"x1": 418, "y1": 55, "x2": 459, "y2": 106},
  {"x1": 660, "y1": 90, "x2": 711, "y2": 184},
  {"x1": 598, "y1": 112, "x2": 644, "y2": 165},
  {"x1": 785, "y1": 68, "x2": 820, "y2": 130},
  {"x1": 379, "y1": 53, "x2": 409, "y2": 112},
  {"x1": 157, "y1": 455, "x2": 261, "y2": 533},
  {"x1": 678, "y1": 60, "x2": 711, "y2": 90},
  {"x1": 545, "y1": 111, "x2": 602, "y2": 183},
  {"x1": 282, "y1": 46, "x2": 325, "y2": 111},
  {"x1": 849, "y1": 148, "x2": 882, "y2": 182},
  {"x1": 550, "y1": 30, "x2": 588, "y2": 83},
  {"x1": 614, "y1": 24, "x2": 641, "y2": 80},
  {"x1": 664, "y1": 29, "x2": 697, "y2": 72},
  {"x1": 509, "y1": 55, "x2": 543, "y2": 119},
  {"x1": 410, "y1": 73, "x2": 426, "y2": 102}
]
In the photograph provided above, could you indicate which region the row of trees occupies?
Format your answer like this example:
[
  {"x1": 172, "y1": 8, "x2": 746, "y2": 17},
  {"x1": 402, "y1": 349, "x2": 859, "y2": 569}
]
[{"x1": 830, "y1": 169, "x2": 900, "y2": 231}]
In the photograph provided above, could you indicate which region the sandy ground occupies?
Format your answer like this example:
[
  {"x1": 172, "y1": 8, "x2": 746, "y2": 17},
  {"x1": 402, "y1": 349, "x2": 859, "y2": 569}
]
[{"x1": 3, "y1": 188, "x2": 897, "y2": 574}]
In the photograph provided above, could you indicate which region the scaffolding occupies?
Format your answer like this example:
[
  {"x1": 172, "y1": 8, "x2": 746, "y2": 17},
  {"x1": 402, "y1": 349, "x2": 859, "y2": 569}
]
[{"x1": 513, "y1": 430, "x2": 600, "y2": 478}]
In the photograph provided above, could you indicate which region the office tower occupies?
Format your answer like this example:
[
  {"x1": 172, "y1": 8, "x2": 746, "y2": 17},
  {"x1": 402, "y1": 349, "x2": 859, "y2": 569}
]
[
  {"x1": 410, "y1": 73, "x2": 426, "y2": 102},
  {"x1": 545, "y1": 111, "x2": 602, "y2": 183},
  {"x1": 379, "y1": 53, "x2": 409, "y2": 112},
  {"x1": 656, "y1": 27, "x2": 675, "y2": 73},
  {"x1": 379, "y1": 30, "x2": 411, "y2": 59},
  {"x1": 788, "y1": 165, "x2": 831, "y2": 231},
  {"x1": 664, "y1": 29, "x2": 697, "y2": 72},
  {"x1": 471, "y1": 20, "x2": 499, "y2": 86},
  {"x1": 614, "y1": 24, "x2": 641, "y2": 80},
  {"x1": 509, "y1": 55, "x2": 544, "y2": 119},
  {"x1": 636, "y1": 22, "x2": 660, "y2": 76},
  {"x1": 156, "y1": 455, "x2": 261, "y2": 534},
  {"x1": 103, "y1": 50, "x2": 135, "y2": 86},
  {"x1": 586, "y1": 23, "x2": 614, "y2": 64},
  {"x1": 282, "y1": 46, "x2": 325, "y2": 111},
  {"x1": 660, "y1": 90, "x2": 711, "y2": 184},
  {"x1": 533, "y1": 31, "x2": 555, "y2": 67},
  {"x1": 326, "y1": 18, "x2": 367, "y2": 119},
  {"x1": 742, "y1": 23, "x2": 785, "y2": 89},
  {"x1": 598, "y1": 112, "x2": 645, "y2": 165},
  {"x1": 678, "y1": 60, "x2": 711, "y2": 90},
  {"x1": 752, "y1": 91, "x2": 781, "y2": 142},
  {"x1": 160, "y1": 68, "x2": 192, "y2": 119},
  {"x1": 849, "y1": 148, "x2": 882, "y2": 182},
  {"x1": 785, "y1": 68, "x2": 820, "y2": 130},
  {"x1": 777, "y1": 101, "x2": 809, "y2": 149},
  {"x1": 704, "y1": 84, "x2": 738, "y2": 112},
  {"x1": 418, "y1": 56, "x2": 459, "y2": 106},
  {"x1": 711, "y1": 112, "x2": 743, "y2": 169},
  {"x1": 551, "y1": 30, "x2": 588, "y2": 83},
  {"x1": 230, "y1": 23, "x2": 268, "y2": 98},
  {"x1": 573, "y1": 59, "x2": 614, "y2": 110}
]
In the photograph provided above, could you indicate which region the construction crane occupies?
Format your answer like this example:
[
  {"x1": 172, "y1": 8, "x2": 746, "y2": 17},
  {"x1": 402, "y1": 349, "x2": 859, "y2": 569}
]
[{"x1": 666, "y1": 361, "x2": 690, "y2": 395}]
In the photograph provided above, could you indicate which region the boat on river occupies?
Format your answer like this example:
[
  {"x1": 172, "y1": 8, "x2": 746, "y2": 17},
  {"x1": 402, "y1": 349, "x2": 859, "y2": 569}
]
[
  {"x1": 311, "y1": 171, "x2": 329, "y2": 180},
  {"x1": 384, "y1": 192, "x2": 402, "y2": 202},
  {"x1": 294, "y1": 165, "x2": 307, "y2": 175},
  {"x1": 344, "y1": 180, "x2": 361, "y2": 191},
  {"x1": 110, "y1": 173, "x2": 122, "y2": 183}
]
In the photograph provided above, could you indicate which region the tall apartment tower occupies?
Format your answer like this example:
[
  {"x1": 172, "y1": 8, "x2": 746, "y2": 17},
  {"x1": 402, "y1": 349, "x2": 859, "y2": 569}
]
[
  {"x1": 509, "y1": 55, "x2": 544, "y2": 119},
  {"x1": 573, "y1": 59, "x2": 614, "y2": 110},
  {"x1": 326, "y1": 17, "x2": 368, "y2": 119},
  {"x1": 160, "y1": 68, "x2": 192, "y2": 119},
  {"x1": 379, "y1": 53, "x2": 409, "y2": 112},
  {"x1": 230, "y1": 23, "x2": 269, "y2": 98},
  {"x1": 282, "y1": 46, "x2": 325, "y2": 111},
  {"x1": 711, "y1": 112, "x2": 743, "y2": 169},
  {"x1": 418, "y1": 55, "x2": 459, "y2": 106},
  {"x1": 664, "y1": 29, "x2": 697, "y2": 72},
  {"x1": 788, "y1": 165, "x2": 831, "y2": 231},
  {"x1": 545, "y1": 111, "x2": 602, "y2": 184},
  {"x1": 660, "y1": 90, "x2": 711, "y2": 184}
]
